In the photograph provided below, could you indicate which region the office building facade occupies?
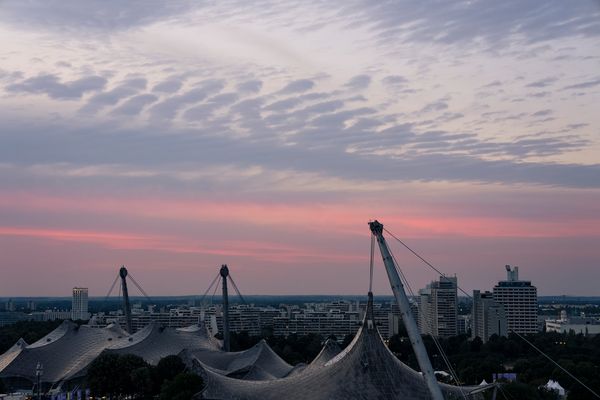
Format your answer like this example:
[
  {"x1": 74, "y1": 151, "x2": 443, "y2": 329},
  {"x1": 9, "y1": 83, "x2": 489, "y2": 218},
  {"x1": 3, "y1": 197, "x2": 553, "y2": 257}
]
[
  {"x1": 492, "y1": 265, "x2": 537, "y2": 335},
  {"x1": 418, "y1": 276, "x2": 458, "y2": 337},
  {"x1": 472, "y1": 290, "x2": 507, "y2": 342},
  {"x1": 72, "y1": 287, "x2": 90, "y2": 321}
]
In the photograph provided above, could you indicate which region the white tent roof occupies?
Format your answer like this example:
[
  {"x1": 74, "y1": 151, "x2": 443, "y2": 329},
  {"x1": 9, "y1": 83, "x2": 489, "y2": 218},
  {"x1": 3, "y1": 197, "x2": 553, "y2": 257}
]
[{"x1": 544, "y1": 379, "x2": 565, "y2": 395}]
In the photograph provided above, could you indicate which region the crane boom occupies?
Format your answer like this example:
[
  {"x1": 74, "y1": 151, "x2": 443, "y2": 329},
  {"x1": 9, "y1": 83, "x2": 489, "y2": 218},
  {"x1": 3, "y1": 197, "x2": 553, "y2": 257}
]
[{"x1": 369, "y1": 220, "x2": 445, "y2": 400}]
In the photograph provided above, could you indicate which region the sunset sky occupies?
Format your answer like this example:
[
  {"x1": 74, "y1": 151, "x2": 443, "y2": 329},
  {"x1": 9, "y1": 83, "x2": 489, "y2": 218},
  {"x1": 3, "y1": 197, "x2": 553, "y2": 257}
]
[{"x1": 1, "y1": 0, "x2": 599, "y2": 297}]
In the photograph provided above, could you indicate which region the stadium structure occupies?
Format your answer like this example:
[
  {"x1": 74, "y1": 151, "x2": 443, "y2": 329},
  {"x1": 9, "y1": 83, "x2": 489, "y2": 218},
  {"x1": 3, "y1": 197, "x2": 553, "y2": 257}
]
[
  {"x1": 195, "y1": 292, "x2": 482, "y2": 399},
  {"x1": 1, "y1": 221, "x2": 492, "y2": 399}
]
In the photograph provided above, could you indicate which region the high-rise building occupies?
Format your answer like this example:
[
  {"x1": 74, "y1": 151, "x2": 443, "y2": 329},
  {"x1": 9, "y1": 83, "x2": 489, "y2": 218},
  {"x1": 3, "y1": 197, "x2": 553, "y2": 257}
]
[
  {"x1": 418, "y1": 276, "x2": 458, "y2": 337},
  {"x1": 457, "y1": 314, "x2": 471, "y2": 335},
  {"x1": 472, "y1": 290, "x2": 507, "y2": 342},
  {"x1": 71, "y1": 287, "x2": 89, "y2": 321},
  {"x1": 492, "y1": 265, "x2": 537, "y2": 335}
]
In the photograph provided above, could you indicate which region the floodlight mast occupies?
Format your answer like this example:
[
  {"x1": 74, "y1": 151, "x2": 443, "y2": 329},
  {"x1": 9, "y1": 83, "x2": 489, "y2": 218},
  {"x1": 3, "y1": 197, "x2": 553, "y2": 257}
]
[{"x1": 368, "y1": 220, "x2": 445, "y2": 400}]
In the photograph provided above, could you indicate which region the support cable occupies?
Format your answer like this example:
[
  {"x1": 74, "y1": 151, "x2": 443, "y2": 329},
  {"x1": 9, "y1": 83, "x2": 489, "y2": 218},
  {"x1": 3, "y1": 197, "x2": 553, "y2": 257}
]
[
  {"x1": 383, "y1": 227, "x2": 470, "y2": 297},
  {"x1": 388, "y1": 247, "x2": 467, "y2": 400},
  {"x1": 510, "y1": 330, "x2": 600, "y2": 399},
  {"x1": 369, "y1": 234, "x2": 375, "y2": 293},
  {"x1": 497, "y1": 383, "x2": 514, "y2": 400},
  {"x1": 198, "y1": 272, "x2": 221, "y2": 305},
  {"x1": 104, "y1": 274, "x2": 120, "y2": 302},
  {"x1": 228, "y1": 275, "x2": 247, "y2": 304},
  {"x1": 384, "y1": 226, "x2": 600, "y2": 400},
  {"x1": 127, "y1": 272, "x2": 153, "y2": 302},
  {"x1": 210, "y1": 276, "x2": 221, "y2": 305}
]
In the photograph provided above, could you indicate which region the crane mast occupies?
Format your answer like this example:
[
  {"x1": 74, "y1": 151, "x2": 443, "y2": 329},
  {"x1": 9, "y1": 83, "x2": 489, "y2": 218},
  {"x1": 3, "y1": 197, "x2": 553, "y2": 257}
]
[{"x1": 368, "y1": 220, "x2": 445, "y2": 400}]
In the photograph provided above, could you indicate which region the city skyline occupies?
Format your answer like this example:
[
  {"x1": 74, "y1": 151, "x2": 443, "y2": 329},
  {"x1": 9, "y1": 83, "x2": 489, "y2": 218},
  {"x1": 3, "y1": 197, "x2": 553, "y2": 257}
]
[{"x1": 1, "y1": 1, "x2": 599, "y2": 296}]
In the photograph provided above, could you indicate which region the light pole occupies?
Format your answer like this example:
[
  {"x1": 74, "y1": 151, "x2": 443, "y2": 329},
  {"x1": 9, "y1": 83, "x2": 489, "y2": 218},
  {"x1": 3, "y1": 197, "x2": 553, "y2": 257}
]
[{"x1": 35, "y1": 361, "x2": 43, "y2": 400}]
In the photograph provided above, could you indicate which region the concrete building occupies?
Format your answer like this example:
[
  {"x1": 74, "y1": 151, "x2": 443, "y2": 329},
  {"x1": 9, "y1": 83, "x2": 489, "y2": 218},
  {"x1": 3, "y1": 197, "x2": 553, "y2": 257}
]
[
  {"x1": 545, "y1": 310, "x2": 600, "y2": 336},
  {"x1": 31, "y1": 309, "x2": 72, "y2": 321},
  {"x1": 0, "y1": 312, "x2": 28, "y2": 327},
  {"x1": 457, "y1": 314, "x2": 471, "y2": 335},
  {"x1": 89, "y1": 300, "x2": 401, "y2": 340},
  {"x1": 418, "y1": 276, "x2": 458, "y2": 338},
  {"x1": 472, "y1": 290, "x2": 507, "y2": 342},
  {"x1": 71, "y1": 287, "x2": 89, "y2": 321},
  {"x1": 5, "y1": 299, "x2": 15, "y2": 312},
  {"x1": 272, "y1": 300, "x2": 401, "y2": 340},
  {"x1": 493, "y1": 265, "x2": 538, "y2": 335}
]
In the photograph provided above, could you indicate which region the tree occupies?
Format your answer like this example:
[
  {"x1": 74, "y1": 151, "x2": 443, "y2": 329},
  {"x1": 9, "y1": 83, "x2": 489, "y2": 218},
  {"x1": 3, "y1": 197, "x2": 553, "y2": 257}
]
[
  {"x1": 116, "y1": 354, "x2": 151, "y2": 396},
  {"x1": 501, "y1": 381, "x2": 539, "y2": 400},
  {"x1": 131, "y1": 366, "x2": 154, "y2": 399},
  {"x1": 0, "y1": 320, "x2": 63, "y2": 354},
  {"x1": 87, "y1": 353, "x2": 121, "y2": 397},
  {"x1": 159, "y1": 373, "x2": 204, "y2": 400},
  {"x1": 87, "y1": 353, "x2": 150, "y2": 398},
  {"x1": 470, "y1": 336, "x2": 483, "y2": 352},
  {"x1": 154, "y1": 355, "x2": 186, "y2": 393}
]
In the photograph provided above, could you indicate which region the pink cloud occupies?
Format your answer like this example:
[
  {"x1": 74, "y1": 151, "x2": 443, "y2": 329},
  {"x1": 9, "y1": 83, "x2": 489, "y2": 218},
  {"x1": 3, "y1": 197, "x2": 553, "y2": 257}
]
[
  {"x1": 0, "y1": 226, "x2": 362, "y2": 263},
  {"x1": 1, "y1": 190, "x2": 597, "y2": 239}
]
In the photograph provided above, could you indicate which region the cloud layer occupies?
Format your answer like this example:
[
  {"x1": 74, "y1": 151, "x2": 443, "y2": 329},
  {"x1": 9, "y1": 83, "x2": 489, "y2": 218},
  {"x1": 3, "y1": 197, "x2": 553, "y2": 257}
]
[{"x1": 0, "y1": 0, "x2": 599, "y2": 296}]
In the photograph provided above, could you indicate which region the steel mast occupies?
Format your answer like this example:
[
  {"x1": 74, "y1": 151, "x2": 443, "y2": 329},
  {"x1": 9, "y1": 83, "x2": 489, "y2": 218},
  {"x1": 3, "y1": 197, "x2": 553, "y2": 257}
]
[
  {"x1": 119, "y1": 265, "x2": 133, "y2": 334},
  {"x1": 220, "y1": 264, "x2": 231, "y2": 352},
  {"x1": 368, "y1": 220, "x2": 445, "y2": 400}
]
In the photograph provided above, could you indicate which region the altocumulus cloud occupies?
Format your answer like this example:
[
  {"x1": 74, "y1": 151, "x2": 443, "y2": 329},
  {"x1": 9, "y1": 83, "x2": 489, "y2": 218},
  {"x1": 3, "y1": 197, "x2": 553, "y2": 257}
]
[{"x1": 6, "y1": 74, "x2": 107, "y2": 99}]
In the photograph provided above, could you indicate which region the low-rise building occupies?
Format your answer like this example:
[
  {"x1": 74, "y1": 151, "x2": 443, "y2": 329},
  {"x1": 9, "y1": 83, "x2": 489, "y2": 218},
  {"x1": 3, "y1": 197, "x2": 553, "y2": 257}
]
[{"x1": 545, "y1": 310, "x2": 600, "y2": 336}]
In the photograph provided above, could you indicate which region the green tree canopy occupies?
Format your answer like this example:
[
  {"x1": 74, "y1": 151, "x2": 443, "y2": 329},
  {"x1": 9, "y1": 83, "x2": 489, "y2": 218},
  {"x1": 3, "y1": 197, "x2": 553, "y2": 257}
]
[
  {"x1": 87, "y1": 353, "x2": 150, "y2": 398},
  {"x1": 153, "y1": 355, "x2": 186, "y2": 393},
  {"x1": 159, "y1": 373, "x2": 204, "y2": 400}
]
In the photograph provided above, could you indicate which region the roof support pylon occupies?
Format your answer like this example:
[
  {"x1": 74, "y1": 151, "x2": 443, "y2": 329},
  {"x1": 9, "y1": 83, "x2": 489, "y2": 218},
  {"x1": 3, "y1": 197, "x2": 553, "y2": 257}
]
[
  {"x1": 220, "y1": 264, "x2": 230, "y2": 352},
  {"x1": 368, "y1": 220, "x2": 445, "y2": 400},
  {"x1": 119, "y1": 265, "x2": 133, "y2": 334}
]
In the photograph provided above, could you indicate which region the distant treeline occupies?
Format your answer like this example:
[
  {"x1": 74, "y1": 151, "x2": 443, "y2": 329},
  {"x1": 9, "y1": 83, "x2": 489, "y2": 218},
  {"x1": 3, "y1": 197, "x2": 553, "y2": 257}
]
[{"x1": 0, "y1": 319, "x2": 63, "y2": 354}]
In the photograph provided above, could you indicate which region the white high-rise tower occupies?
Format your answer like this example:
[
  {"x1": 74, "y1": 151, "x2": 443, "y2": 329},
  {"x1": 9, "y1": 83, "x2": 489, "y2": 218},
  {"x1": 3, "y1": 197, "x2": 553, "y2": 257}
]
[
  {"x1": 492, "y1": 265, "x2": 537, "y2": 335},
  {"x1": 418, "y1": 276, "x2": 458, "y2": 338},
  {"x1": 72, "y1": 287, "x2": 89, "y2": 321}
]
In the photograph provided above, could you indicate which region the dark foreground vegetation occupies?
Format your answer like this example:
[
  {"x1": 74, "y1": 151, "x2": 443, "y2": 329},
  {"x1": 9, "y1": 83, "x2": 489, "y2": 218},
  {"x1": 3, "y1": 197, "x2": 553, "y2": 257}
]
[
  {"x1": 87, "y1": 354, "x2": 203, "y2": 400},
  {"x1": 0, "y1": 320, "x2": 63, "y2": 354},
  {"x1": 398, "y1": 332, "x2": 600, "y2": 400}
]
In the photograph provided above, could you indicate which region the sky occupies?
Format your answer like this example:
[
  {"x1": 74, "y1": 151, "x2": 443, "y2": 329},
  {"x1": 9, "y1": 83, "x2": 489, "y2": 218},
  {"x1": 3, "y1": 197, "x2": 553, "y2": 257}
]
[{"x1": 0, "y1": 0, "x2": 599, "y2": 297}]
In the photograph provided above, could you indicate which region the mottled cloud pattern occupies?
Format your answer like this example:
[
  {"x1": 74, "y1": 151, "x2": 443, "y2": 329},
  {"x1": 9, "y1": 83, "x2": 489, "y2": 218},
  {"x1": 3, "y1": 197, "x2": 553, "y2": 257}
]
[{"x1": 0, "y1": 0, "x2": 599, "y2": 296}]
